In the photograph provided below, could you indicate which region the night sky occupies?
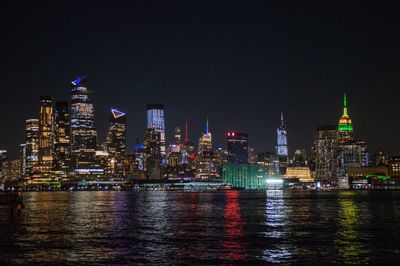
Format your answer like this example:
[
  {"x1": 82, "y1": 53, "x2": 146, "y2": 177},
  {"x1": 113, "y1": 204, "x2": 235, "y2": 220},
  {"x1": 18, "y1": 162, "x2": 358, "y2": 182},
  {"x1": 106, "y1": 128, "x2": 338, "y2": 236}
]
[{"x1": 1, "y1": 1, "x2": 400, "y2": 159}]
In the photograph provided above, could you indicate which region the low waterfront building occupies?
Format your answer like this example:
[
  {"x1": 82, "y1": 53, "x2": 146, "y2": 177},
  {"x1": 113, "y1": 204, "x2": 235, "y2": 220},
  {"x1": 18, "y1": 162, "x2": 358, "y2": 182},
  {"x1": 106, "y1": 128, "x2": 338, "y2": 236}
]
[
  {"x1": 284, "y1": 166, "x2": 314, "y2": 183},
  {"x1": 222, "y1": 163, "x2": 282, "y2": 189}
]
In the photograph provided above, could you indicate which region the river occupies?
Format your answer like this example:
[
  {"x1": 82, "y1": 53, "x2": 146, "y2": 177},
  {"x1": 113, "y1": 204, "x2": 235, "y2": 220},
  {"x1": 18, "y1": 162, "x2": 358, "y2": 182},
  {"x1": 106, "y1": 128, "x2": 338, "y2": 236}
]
[{"x1": 0, "y1": 190, "x2": 399, "y2": 264}]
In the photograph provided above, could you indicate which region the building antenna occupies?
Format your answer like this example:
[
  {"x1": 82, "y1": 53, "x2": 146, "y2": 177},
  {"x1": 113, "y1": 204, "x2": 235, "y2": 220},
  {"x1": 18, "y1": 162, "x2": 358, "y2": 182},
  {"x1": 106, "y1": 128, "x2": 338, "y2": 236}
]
[
  {"x1": 206, "y1": 116, "x2": 209, "y2": 135},
  {"x1": 185, "y1": 118, "x2": 188, "y2": 144}
]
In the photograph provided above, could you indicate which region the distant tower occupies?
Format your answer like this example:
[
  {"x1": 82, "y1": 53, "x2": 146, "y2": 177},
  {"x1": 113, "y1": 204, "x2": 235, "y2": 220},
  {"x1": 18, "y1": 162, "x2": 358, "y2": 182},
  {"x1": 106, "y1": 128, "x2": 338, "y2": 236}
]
[
  {"x1": 276, "y1": 112, "x2": 288, "y2": 174},
  {"x1": 146, "y1": 104, "x2": 166, "y2": 159},
  {"x1": 38, "y1": 96, "x2": 54, "y2": 176},
  {"x1": 197, "y1": 117, "x2": 213, "y2": 154},
  {"x1": 25, "y1": 119, "x2": 39, "y2": 176},
  {"x1": 227, "y1": 132, "x2": 248, "y2": 164},
  {"x1": 338, "y1": 94, "x2": 354, "y2": 142},
  {"x1": 104, "y1": 108, "x2": 127, "y2": 177},
  {"x1": 195, "y1": 117, "x2": 218, "y2": 179},
  {"x1": 174, "y1": 127, "x2": 181, "y2": 145},
  {"x1": 70, "y1": 76, "x2": 98, "y2": 153}
]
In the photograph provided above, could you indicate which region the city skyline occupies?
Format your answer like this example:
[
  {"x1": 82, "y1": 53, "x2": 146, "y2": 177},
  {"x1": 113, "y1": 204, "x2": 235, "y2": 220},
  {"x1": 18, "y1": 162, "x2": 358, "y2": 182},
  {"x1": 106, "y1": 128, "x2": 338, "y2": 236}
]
[
  {"x1": 0, "y1": 82, "x2": 394, "y2": 159},
  {"x1": 2, "y1": 1, "x2": 400, "y2": 158}
]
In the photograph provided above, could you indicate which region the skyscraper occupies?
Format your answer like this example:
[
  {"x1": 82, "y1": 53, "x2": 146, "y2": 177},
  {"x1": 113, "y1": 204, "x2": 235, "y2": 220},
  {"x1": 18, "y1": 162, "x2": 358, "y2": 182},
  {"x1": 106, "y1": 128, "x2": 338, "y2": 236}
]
[
  {"x1": 195, "y1": 118, "x2": 218, "y2": 179},
  {"x1": 25, "y1": 119, "x2": 39, "y2": 176},
  {"x1": 146, "y1": 104, "x2": 165, "y2": 157},
  {"x1": 104, "y1": 108, "x2": 127, "y2": 178},
  {"x1": 69, "y1": 77, "x2": 98, "y2": 178},
  {"x1": 197, "y1": 118, "x2": 212, "y2": 154},
  {"x1": 336, "y1": 94, "x2": 368, "y2": 178},
  {"x1": 227, "y1": 132, "x2": 248, "y2": 164},
  {"x1": 338, "y1": 94, "x2": 353, "y2": 142},
  {"x1": 314, "y1": 125, "x2": 340, "y2": 183},
  {"x1": 276, "y1": 112, "x2": 288, "y2": 174},
  {"x1": 70, "y1": 76, "x2": 98, "y2": 154},
  {"x1": 54, "y1": 101, "x2": 70, "y2": 177},
  {"x1": 38, "y1": 95, "x2": 54, "y2": 176},
  {"x1": 144, "y1": 128, "x2": 161, "y2": 179}
]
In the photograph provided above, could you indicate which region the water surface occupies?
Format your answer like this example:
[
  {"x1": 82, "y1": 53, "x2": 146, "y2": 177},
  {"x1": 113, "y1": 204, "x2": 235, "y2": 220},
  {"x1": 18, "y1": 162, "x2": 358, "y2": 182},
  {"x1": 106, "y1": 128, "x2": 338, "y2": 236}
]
[{"x1": 0, "y1": 190, "x2": 399, "y2": 264}]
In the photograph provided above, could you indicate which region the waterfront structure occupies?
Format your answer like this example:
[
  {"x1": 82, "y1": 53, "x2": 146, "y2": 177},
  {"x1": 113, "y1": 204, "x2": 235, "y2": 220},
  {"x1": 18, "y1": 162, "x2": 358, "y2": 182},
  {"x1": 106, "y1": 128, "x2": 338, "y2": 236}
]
[
  {"x1": 104, "y1": 108, "x2": 127, "y2": 178},
  {"x1": 284, "y1": 166, "x2": 314, "y2": 182},
  {"x1": 276, "y1": 112, "x2": 288, "y2": 174},
  {"x1": 223, "y1": 163, "x2": 281, "y2": 189},
  {"x1": 24, "y1": 119, "x2": 39, "y2": 176},
  {"x1": 69, "y1": 77, "x2": 99, "y2": 179},
  {"x1": 338, "y1": 94, "x2": 354, "y2": 142},
  {"x1": 146, "y1": 104, "x2": 166, "y2": 157},
  {"x1": 144, "y1": 128, "x2": 161, "y2": 179},
  {"x1": 227, "y1": 132, "x2": 248, "y2": 163},
  {"x1": 38, "y1": 96, "x2": 54, "y2": 177},
  {"x1": 53, "y1": 101, "x2": 70, "y2": 178},
  {"x1": 314, "y1": 125, "x2": 340, "y2": 183}
]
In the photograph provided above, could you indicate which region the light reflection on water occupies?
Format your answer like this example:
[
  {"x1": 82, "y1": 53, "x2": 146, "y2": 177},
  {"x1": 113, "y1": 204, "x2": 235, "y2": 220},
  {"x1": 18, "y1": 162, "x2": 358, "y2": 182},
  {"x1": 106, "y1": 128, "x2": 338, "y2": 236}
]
[{"x1": 0, "y1": 191, "x2": 400, "y2": 264}]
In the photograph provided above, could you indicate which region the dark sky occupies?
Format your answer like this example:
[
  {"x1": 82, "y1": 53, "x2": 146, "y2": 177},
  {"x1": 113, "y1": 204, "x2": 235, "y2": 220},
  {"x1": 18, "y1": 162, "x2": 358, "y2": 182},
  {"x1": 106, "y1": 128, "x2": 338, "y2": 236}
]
[{"x1": 1, "y1": 0, "x2": 400, "y2": 159}]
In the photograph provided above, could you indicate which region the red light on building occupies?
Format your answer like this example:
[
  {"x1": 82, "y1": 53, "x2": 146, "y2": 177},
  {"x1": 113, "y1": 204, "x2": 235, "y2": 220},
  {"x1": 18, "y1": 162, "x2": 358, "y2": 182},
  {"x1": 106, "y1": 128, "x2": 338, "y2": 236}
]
[{"x1": 189, "y1": 153, "x2": 196, "y2": 159}]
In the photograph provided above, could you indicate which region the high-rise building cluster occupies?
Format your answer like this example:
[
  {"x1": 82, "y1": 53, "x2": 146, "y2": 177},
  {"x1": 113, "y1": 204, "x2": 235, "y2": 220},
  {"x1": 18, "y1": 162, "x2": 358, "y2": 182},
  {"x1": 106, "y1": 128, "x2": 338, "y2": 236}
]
[{"x1": 0, "y1": 77, "x2": 398, "y2": 189}]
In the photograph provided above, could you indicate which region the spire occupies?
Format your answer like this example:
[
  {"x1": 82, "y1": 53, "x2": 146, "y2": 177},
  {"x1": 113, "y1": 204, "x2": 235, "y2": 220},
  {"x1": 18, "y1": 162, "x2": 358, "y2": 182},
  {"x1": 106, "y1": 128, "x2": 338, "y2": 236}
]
[
  {"x1": 185, "y1": 118, "x2": 188, "y2": 144},
  {"x1": 206, "y1": 117, "x2": 209, "y2": 135},
  {"x1": 338, "y1": 93, "x2": 353, "y2": 132},
  {"x1": 279, "y1": 112, "x2": 285, "y2": 129},
  {"x1": 343, "y1": 93, "x2": 348, "y2": 116}
]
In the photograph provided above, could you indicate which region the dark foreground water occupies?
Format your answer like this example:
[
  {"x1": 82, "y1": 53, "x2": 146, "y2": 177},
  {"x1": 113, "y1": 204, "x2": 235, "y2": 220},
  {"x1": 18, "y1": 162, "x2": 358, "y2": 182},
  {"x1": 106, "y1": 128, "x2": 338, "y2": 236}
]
[{"x1": 1, "y1": 191, "x2": 400, "y2": 264}]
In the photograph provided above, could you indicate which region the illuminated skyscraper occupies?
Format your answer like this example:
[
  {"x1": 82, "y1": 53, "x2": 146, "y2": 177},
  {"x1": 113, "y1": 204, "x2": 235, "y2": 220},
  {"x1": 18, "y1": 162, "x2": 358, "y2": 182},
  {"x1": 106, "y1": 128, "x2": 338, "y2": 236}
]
[
  {"x1": 338, "y1": 94, "x2": 353, "y2": 142},
  {"x1": 104, "y1": 108, "x2": 127, "y2": 178},
  {"x1": 195, "y1": 118, "x2": 218, "y2": 179},
  {"x1": 336, "y1": 94, "x2": 368, "y2": 178},
  {"x1": 38, "y1": 96, "x2": 54, "y2": 176},
  {"x1": 144, "y1": 128, "x2": 161, "y2": 179},
  {"x1": 25, "y1": 119, "x2": 39, "y2": 176},
  {"x1": 337, "y1": 140, "x2": 368, "y2": 177},
  {"x1": 227, "y1": 132, "x2": 248, "y2": 164},
  {"x1": 70, "y1": 77, "x2": 99, "y2": 178},
  {"x1": 70, "y1": 76, "x2": 98, "y2": 154},
  {"x1": 276, "y1": 112, "x2": 288, "y2": 174},
  {"x1": 197, "y1": 118, "x2": 212, "y2": 154},
  {"x1": 54, "y1": 101, "x2": 70, "y2": 177},
  {"x1": 314, "y1": 125, "x2": 340, "y2": 183},
  {"x1": 146, "y1": 104, "x2": 165, "y2": 157}
]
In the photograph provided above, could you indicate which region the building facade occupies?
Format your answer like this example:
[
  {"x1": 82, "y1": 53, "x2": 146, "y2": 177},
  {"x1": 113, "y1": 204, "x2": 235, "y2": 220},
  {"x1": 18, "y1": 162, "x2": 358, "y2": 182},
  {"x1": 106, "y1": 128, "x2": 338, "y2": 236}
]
[
  {"x1": 104, "y1": 108, "x2": 127, "y2": 178},
  {"x1": 38, "y1": 95, "x2": 54, "y2": 177},
  {"x1": 54, "y1": 101, "x2": 70, "y2": 178},
  {"x1": 227, "y1": 132, "x2": 248, "y2": 164},
  {"x1": 146, "y1": 104, "x2": 166, "y2": 157}
]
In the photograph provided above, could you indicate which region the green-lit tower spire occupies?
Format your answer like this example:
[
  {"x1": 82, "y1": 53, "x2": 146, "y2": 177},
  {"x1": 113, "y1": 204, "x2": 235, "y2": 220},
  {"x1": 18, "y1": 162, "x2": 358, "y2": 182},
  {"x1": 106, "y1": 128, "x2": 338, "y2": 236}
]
[{"x1": 338, "y1": 93, "x2": 353, "y2": 132}]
